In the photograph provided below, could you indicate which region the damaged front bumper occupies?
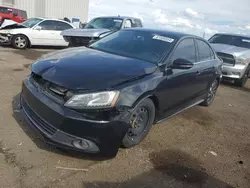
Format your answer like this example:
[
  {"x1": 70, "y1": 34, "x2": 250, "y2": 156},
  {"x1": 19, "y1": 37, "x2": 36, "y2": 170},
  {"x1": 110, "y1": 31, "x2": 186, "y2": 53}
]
[
  {"x1": 0, "y1": 33, "x2": 11, "y2": 44},
  {"x1": 20, "y1": 77, "x2": 130, "y2": 158}
]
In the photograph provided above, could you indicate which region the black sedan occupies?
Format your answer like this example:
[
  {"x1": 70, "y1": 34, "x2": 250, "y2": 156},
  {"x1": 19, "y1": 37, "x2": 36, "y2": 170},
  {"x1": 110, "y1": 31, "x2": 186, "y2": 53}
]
[{"x1": 20, "y1": 28, "x2": 222, "y2": 158}]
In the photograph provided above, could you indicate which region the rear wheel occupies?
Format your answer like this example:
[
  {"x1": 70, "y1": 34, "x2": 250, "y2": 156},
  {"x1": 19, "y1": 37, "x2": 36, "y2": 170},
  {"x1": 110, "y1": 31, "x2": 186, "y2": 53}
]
[
  {"x1": 11, "y1": 35, "x2": 29, "y2": 49},
  {"x1": 234, "y1": 66, "x2": 250, "y2": 87},
  {"x1": 201, "y1": 79, "x2": 219, "y2": 107},
  {"x1": 122, "y1": 98, "x2": 155, "y2": 148}
]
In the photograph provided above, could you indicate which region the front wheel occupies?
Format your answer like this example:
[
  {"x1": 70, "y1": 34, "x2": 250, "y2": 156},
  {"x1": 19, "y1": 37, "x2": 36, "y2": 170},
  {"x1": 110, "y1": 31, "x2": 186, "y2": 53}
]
[
  {"x1": 200, "y1": 79, "x2": 219, "y2": 107},
  {"x1": 234, "y1": 66, "x2": 250, "y2": 87},
  {"x1": 122, "y1": 98, "x2": 155, "y2": 148},
  {"x1": 11, "y1": 35, "x2": 29, "y2": 49}
]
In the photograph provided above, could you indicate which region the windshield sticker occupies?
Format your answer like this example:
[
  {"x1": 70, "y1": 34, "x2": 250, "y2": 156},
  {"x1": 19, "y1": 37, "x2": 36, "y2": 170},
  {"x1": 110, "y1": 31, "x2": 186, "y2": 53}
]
[
  {"x1": 153, "y1": 35, "x2": 174, "y2": 43},
  {"x1": 242, "y1": 39, "x2": 250, "y2": 43},
  {"x1": 114, "y1": 19, "x2": 122, "y2": 22}
]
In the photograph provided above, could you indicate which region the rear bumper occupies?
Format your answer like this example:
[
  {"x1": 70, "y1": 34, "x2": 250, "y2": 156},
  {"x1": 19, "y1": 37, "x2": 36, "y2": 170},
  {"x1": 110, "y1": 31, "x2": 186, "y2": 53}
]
[
  {"x1": 20, "y1": 77, "x2": 130, "y2": 158},
  {"x1": 222, "y1": 64, "x2": 248, "y2": 79}
]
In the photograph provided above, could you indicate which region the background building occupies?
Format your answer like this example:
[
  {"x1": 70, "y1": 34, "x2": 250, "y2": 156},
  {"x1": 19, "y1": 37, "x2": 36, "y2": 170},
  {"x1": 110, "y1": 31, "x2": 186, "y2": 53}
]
[{"x1": 0, "y1": 0, "x2": 89, "y2": 22}]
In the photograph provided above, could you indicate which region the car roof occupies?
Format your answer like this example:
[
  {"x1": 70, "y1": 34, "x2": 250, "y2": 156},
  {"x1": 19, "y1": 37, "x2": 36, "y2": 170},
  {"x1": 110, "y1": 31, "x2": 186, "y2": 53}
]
[
  {"x1": 123, "y1": 28, "x2": 195, "y2": 40},
  {"x1": 0, "y1": 6, "x2": 25, "y2": 11},
  {"x1": 27, "y1": 17, "x2": 75, "y2": 27},
  {"x1": 212, "y1": 33, "x2": 250, "y2": 38},
  {"x1": 93, "y1": 16, "x2": 142, "y2": 20}
]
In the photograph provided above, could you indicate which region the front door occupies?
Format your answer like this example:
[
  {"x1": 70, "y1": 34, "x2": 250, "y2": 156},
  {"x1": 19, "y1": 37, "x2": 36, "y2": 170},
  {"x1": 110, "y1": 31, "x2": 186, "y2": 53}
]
[
  {"x1": 32, "y1": 20, "x2": 59, "y2": 46},
  {"x1": 156, "y1": 38, "x2": 199, "y2": 118}
]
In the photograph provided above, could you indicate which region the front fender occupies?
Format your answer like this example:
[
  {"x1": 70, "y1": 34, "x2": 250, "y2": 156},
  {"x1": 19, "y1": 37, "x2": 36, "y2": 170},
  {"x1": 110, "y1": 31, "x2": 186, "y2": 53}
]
[{"x1": 115, "y1": 72, "x2": 163, "y2": 109}]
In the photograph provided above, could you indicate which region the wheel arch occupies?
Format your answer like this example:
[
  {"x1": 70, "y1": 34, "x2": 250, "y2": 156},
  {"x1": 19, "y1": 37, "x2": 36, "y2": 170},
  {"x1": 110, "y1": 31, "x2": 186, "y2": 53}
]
[
  {"x1": 12, "y1": 33, "x2": 31, "y2": 47},
  {"x1": 129, "y1": 91, "x2": 160, "y2": 123}
]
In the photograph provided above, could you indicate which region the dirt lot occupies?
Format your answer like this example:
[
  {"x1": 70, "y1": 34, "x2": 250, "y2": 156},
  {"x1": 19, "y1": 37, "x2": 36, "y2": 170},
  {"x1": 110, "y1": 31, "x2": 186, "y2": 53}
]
[{"x1": 0, "y1": 46, "x2": 250, "y2": 188}]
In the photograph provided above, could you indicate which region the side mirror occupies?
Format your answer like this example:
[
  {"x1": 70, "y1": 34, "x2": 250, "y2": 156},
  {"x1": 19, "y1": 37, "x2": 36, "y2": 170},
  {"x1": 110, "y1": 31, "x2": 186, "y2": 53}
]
[
  {"x1": 35, "y1": 26, "x2": 42, "y2": 30},
  {"x1": 171, "y1": 58, "x2": 194, "y2": 69}
]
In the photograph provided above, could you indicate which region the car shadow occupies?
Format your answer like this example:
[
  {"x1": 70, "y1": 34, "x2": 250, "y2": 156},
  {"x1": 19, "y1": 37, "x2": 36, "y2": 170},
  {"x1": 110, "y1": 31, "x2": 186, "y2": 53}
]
[
  {"x1": 12, "y1": 93, "x2": 108, "y2": 161},
  {"x1": 83, "y1": 149, "x2": 234, "y2": 188},
  {"x1": 0, "y1": 43, "x2": 66, "y2": 50},
  {"x1": 221, "y1": 80, "x2": 250, "y2": 93}
]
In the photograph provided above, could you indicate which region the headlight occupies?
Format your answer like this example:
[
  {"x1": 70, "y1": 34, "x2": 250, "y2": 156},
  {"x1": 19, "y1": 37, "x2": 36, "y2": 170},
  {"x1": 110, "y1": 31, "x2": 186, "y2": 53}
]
[
  {"x1": 65, "y1": 91, "x2": 120, "y2": 109},
  {"x1": 236, "y1": 58, "x2": 249, "y2": 65}
]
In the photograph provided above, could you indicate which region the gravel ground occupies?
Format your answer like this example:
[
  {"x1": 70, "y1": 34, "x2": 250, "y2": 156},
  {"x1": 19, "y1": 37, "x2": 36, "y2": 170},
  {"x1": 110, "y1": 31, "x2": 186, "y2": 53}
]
[{"x1": 0, "y1": 46, "x2": 249, "y2": 188}]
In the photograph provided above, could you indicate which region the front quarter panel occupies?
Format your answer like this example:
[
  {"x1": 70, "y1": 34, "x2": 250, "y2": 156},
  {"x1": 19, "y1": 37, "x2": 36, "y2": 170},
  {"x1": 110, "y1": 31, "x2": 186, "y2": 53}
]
[
  {"x1": 9, "y1": 28, "x2": 30, "y2": 35},
  {"x1": 115, "y1": 71, "x2": 163, "y2": 113}
]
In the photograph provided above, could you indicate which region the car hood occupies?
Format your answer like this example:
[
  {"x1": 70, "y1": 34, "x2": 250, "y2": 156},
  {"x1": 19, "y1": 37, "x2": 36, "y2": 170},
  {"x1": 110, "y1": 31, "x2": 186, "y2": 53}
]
[
  {"x1": 211, "y1": 43, "x2": 250, "y2": 58},
  {"x1": 61, "y1": 28, "x2": 112, "y2": 37},
  {"x1": 0, "y1": 23, "x2": 27, "y2": 30},
  {"x1": 31, "y1": 47, "x2": 157, "y2": 90}
]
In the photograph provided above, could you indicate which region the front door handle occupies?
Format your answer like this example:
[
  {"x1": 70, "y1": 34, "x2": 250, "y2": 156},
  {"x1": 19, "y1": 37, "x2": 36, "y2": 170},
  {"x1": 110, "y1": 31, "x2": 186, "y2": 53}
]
[{"x1": 196, "y1": 71, "x2": 201, "y2": 75}]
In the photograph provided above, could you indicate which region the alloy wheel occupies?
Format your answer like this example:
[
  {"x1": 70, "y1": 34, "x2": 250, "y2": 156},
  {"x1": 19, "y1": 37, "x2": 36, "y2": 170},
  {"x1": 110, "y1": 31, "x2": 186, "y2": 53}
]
[
  {"x1": 207, "y1": 80, "x2": 218, "y2": 104},
  {"x1": 15, "y1": 36, "x2": 27, "y2": 49}
]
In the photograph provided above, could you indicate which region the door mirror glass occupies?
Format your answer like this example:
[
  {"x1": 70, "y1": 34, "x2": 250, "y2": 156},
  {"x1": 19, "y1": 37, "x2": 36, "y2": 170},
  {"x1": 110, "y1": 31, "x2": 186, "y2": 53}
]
[
  {"x1": 35, "y1": 26, "x2": 42, "y2": 30},
  {"x1": 172, "y1": 58, "x2": 194, "y2": 69}
]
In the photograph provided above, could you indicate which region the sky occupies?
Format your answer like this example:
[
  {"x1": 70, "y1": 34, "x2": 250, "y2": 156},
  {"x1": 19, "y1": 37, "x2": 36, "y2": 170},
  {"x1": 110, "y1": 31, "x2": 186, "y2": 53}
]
[{"x1": 88, "y1": 0, "x2": 250, "y2": 39}]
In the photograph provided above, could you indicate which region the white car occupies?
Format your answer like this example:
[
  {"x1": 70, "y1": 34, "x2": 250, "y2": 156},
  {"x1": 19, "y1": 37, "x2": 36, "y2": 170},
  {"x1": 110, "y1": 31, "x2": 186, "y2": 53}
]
[{"x1": 0, "y1": 18, "x2": 75, "y2": 49}]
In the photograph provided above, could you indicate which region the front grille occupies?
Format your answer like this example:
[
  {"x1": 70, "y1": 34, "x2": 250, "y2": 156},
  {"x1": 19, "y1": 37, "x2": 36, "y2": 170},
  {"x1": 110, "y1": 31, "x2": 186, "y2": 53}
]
[
  {"x1": 30, "y1": 73, "x2": 68, "y2": 103},
  {"x1": 216, "y1": 52, "x2": 235, "y2": 66},
  {"x1": 67, "y1": 36, "x2": 98, "y2": 47},
  {"x1": 22, "y1": 98, "x2": 57, "y2": 136}
]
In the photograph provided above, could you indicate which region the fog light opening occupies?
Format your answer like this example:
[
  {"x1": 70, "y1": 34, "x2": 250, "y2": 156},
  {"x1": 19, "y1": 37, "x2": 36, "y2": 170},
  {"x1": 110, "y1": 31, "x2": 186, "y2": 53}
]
[
  {"x1": 72, "y1": 139, "x2": 100, "y2": 153},
  {"x1": 72, "y1": 140, "x2": 90, "y2": 150},
  {"x1": 232, "y1": 72, "x2": 241, "y2": 76}
]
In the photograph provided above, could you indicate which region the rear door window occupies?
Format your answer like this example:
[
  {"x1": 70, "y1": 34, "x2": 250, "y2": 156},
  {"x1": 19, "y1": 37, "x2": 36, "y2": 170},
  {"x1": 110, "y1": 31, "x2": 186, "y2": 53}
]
[
  {"x1": 171, "y1": 38, "x2": 196, "y2": 63},
  {"x1": 196, "y1": 39, "x2": 215, "y2": 61},
  {"x1": 56, "y1": 21, "x2": 73, "y2": 31},
  {"x1": 13, "y1": 9, "x2": 18, "y2": 16}
]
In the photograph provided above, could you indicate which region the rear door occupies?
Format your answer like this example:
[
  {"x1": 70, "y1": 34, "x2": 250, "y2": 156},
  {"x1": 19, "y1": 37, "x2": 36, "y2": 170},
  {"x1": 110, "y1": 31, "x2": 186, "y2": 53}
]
[
  {"x1": 53, "y1": 21, "x2": 73, "y2": 46},
  {"x1": 194, "y1": 39, "x2": 216, "y2": 95},
  {"x1": 157, "y1": 38, "x2": 199, "y2": 116}
]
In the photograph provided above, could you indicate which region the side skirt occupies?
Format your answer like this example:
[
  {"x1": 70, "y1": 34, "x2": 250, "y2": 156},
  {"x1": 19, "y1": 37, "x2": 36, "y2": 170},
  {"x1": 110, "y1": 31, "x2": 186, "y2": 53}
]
[{"x1": 156, "y1": 99, "x2": 204, "y2": 124}]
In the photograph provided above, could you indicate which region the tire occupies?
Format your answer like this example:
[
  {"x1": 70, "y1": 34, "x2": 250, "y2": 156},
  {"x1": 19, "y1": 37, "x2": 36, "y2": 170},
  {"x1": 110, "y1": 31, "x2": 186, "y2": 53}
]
[
  {"x1": 200, "y1": 79, "x2": 219, "y2": 107},
  {"x1": 234, "y1": 66, "x2": 250, "y2": 87},
  {"x1": 11, "y1": 35, "x2": 29, "y2": 49},
  {"x1": 122, "y1": 98, "x2": 155, "y2": 148}
]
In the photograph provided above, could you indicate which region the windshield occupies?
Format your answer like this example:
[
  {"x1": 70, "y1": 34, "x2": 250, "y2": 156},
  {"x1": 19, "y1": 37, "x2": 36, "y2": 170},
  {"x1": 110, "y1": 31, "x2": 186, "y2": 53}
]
[
  {"x1": 209, "y1": 34, "x2": 250, "y2": 49},
  {"x1": 0, "y1": 7, "x2": 12, "y2": 14},
  {"x1": 85, "y1": 18, "x2": 123, "y2": 30},
  {"x1": 89, "y1": 30, "x2": 176, "y2": 64},
  {"x1": 21, "y1": 18, "x2": 43, "y2": 28}
]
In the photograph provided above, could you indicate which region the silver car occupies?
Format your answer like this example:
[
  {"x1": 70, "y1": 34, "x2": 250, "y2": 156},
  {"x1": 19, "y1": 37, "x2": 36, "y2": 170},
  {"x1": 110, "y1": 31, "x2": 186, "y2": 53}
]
[
  {"x1": 209, "y1": 34, "x2": 250, "y2": 87},
  {"x1": 61, "y1": 16, "x2": 143, "y2": 47}
]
